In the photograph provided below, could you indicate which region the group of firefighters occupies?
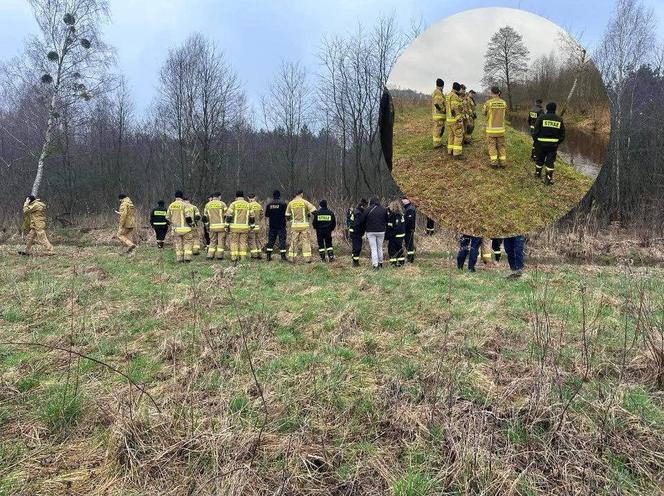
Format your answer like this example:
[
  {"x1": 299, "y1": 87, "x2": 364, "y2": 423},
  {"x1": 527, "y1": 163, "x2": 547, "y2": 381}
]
[
  {"x1": 431, "y1": 79, "x2": 566, "y2": 185},
  {"x1": 18, "y1": 191, "x2": 525, "y2": 277}
]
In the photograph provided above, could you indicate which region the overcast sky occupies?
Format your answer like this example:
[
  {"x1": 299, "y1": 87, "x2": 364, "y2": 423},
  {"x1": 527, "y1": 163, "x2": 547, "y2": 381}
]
[
  {"x1": 1, "y1": 0, "x2": 663, "y2": 115},
  {"x1": 387, "y1": 8, "x2": 568, "y2": 95}
]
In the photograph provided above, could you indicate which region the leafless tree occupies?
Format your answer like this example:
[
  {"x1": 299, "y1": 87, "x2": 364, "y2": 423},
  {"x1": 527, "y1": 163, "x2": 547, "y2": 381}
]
[
  {"x1": 26, "y1": 0, "x2": 112, "y2": 196},
  {"x1": 483, "y1": 26, "x2": 530, "y2": 110},
  {"x1": 261, "y1": 61, "x2": 311, "y2": 194}
]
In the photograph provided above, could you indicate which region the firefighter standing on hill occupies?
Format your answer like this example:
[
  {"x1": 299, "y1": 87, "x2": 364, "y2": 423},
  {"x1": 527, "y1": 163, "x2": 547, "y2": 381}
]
[
  {"x1": 117, "y1": 194, "x2": 137, "y2": 252},
  {"x1": 446, "y1": 82, "x2": 466, "y2": 160},
  {"x1": 247, "y1": 193, "x2": 263, "y2": 259},
  {"x1": 402, "y1": 197, "x2": 417, "y2": 263},
  {"x1": 286, "y1": 189, "x2": 317, "y2": 263},
  {"x1": 150, "y1": 200, "x2": 168, "y2": 248},
  {"x1": 264, "y1": 190, "x2": 288, "y2": 261},
  {"x1": 533, "y1": 102, "x2": 566, "y2": 185},
  {"x1": 431, "y1": 78, "x2": 446, "y2": 149},
  {"x1": 483, "y1": 86, "x2": 508, "y2": 168},
  {"x1": 183, "y1": 198, "x2": 202, "y2": 255},
  {"x1": 225, "y1": 191, "x2": 252, "y2": 262},
  {"x1": 19, "y1": 195, "x2": 54, "y2": 255},
  {"x1": 203, "y1": 192, "x2": 227, "y2": 260},
  {"x1": 312, "y1": 200, "x2": 336, "y2": 261},
  {"x1": 528, "y1": 99, "x2": 544, "y2": 160},
  {"x1": 166, "y1": 191, "x2": 194, "y2": 263}
]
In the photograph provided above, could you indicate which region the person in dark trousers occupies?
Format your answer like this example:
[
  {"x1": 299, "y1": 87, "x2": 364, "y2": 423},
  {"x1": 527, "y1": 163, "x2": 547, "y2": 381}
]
[
  {"x1": 425, "y1": 217, "x2": 435, "y2": 235},
  {"x1": 402, "y1": 197, "x2": 417, "y2": 262},
  {"x1": 533, "y1": 102, "x2": 566, "y2": 185},
  {"x1": 528, "y1": 99, "x2": 544, "y2": 160},
  {"x1": 504, "y1": 235, "x2": 525, "y2": 279},
  {"x1": 150, "y1": 200, "x2": 169, "y2": 248},
  {"x1": 202, "y1": 194, "x2": 212, "y2": 248},
  {"x1": 457, "y1": 234, "x2": 482, "y2": 272},
  {"x1": 312, "y1": 200, "x2": 336, "y2": 261},
  {"x1": 349, "y1": 198, "x2": 368, "y2": 267},
  {"x1": 364, "y1": 198, "x2": 389, "y2": 269},
  {"x1": 386, "y1": 200, "x2": 406, "y2": 266},
  {"x1": 264, "y1": 190, "x2": 288, "y2": 261},
  {"x1": 491, "y1": 238, "x2": 503, "y2": 263}
]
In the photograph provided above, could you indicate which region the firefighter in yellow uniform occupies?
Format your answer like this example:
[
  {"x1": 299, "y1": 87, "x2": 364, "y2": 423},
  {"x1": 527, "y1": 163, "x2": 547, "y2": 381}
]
[
  {"x1": 431, "y1": 78, "x2": 445, "y2": 149},
  {"x1": 20, "y1": 195, "x2": 54, "y2": 255},
  {"x1": 184, "y1": 198, "x2": 202, "y2": 255},
  {"x1": 286, "y1": 189, "x2": 317, "y2": 263},
  {"x1": 203, "y1": 192, "x2": 227, "y2": 260},
  {"x1": 247, "y1": 193, "x2": 263, "y2": 259},
  {"x1": 166, "y1": 191, "x2": 194, "y2": 263},
  {"x1": 225, "y1": 191, "x2": 252, "y2": 262},
  {"x1": 446, "y1": 82, "x2": 466, "y2": 160},
  {"x1": 116, "y1": 194, "x2": 137, "y2": 252},
  {"x1": 483, "y1": 86, "x2": 508, "y2": 168}
]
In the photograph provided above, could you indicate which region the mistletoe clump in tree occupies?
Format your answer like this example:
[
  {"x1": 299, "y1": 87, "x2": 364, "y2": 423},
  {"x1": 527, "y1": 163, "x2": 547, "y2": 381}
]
[{"x1": 29, "y1": 0, "x2": 111, "y2": 196}]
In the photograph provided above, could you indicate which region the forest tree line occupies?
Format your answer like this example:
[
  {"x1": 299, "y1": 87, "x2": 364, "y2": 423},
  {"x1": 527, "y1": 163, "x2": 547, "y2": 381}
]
[{"x1": 0, "y1": 0, "x2": 663, "y2": 233}]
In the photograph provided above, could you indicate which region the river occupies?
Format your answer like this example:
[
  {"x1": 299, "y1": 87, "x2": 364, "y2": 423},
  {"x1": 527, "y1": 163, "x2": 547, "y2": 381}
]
[{"x1": 511, "y1": 116, "x2": 609, "y2": 180}]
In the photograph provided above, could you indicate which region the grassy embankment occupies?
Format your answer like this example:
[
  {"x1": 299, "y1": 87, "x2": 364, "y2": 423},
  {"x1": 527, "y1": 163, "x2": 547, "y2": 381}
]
[
  {"x1": 392, "y1": 102, "x2": 593, "y2": 238},
  {"x1": 0, "y1": 238, "x2": 663, "y2": 495}
]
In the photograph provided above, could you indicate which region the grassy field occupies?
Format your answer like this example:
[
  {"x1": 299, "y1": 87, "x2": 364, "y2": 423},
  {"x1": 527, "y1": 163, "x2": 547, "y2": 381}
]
[
  {"x1": 392, "y1": 102, "x2": 594, "y2": 238},
  {"x1": 1, "y1": 238, "x2": 663, "y2": 495}
]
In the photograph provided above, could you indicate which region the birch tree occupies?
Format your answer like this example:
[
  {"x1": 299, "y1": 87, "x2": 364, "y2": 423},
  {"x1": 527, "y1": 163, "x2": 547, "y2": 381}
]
[{"x1": 27, "y1": 0, "x2": 112, "y2": 196}]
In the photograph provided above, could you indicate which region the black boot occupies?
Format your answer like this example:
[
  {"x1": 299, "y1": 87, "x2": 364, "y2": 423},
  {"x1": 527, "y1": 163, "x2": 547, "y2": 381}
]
[
  {"x1": 266, "y1": 251, "x2": 272, "y2": 261},
  {"x1": 328, "y1": 253, "x2": 335, "y2": 262},
  {"x1": 280, "y1": 252, "x2": 288, "y2": 262},
  {"x1": 352, "y1": 259, "x2": 360, "y2": 267},
  {"x1": 534, "y1": 165, "x2": 542, "y2": 178},
  {"x1": 320, "y1": 252, "x2": 326, "y2": 262},
  {"x1": 544, "y1": 168, "x2": 554, "y2": 185}
]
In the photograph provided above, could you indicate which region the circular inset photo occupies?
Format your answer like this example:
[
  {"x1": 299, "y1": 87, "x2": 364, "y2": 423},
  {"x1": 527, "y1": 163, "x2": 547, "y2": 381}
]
[{"x1": 386, "y1": 7, "x2": 610, "y2": 238}]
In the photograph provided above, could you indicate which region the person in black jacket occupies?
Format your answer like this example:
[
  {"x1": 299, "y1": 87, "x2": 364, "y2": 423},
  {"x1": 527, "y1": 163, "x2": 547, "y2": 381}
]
[
  {"x1": 364, "y1": 198, "x2": 388, "y2": 269},
  {"x1": 264, "y1": 190, "x2": 288, "y2": 261},
  {"x1": 312, "y1": 200, "x2": 337, "y2": 261},
  {"x1": 533, "y1": 102, "x2": 566, "y2": 185},
  {"x1": 150, "y1": 200, "x2": 169, "y2": 248},
  {"x1": 349, "y1": 198, "x2": 368, "y2": 267},
  {"x1": 528, "y1": 99, "x2": 544, "y2": 160},
  {"x1": 386, "y1": 200, "x2": 406, "y2": 266},
  {"x1": 401, "y1": 197, "x2": 417, "y2": 262}
]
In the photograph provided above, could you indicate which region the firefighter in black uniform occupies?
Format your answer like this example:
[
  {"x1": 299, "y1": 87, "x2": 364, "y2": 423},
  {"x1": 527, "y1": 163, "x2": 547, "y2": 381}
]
[
  {"x1": 425, "y1": 216, "x2": 435, "y2": 236},
  {"x1": 312, "y1": 199, "x2": 336, "y2": 261},
  {"x1": 264, "y1": 190, "x2": 288, "y2": 261},
  {"x1": 528, "y1": 99, "x2": 544, "y2": 160},
  {"x1": 533, "y1": 102, "x2": 566, "y2": 185},
  {"x1": 349, "y1": 198, "x2": 368, "y2": 267},
  {"x1": 402, "y1": 197, "x2": 417, "y2": 263},
  {"x1": 150, "y1": 200, "x2": 169, "y2": 248},
  {"x1": 386, "y1": 201, "x2": 406, "y2": 266}
]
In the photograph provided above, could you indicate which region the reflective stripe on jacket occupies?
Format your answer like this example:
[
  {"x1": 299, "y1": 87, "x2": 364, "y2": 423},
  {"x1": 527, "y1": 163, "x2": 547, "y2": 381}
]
[
  {"x1": 226, "y1": 198, "x2": 251, "y2": 232},
  {"x1": 204, "y1": 200, "x2": 227, "y2": 232},
  {"x1": 483, "y1": 97, "x2": 507, "y2": 135},
  {"x1": 167, "y1": 199, "x2": 193, "y2": 234},
  {"x1": 286, "y1": 196, "x2": 316, "y2": 232}
]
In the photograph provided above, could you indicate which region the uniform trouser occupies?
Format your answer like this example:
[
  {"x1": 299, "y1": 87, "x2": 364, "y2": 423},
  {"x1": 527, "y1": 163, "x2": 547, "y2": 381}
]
[
  {"x1": 447, "y1": 120, "x2": 464, "y2": 156},
  {"x1": 432, "y1": 118, "x2": 445, "y2": 148},
  {"x1": 229, "y1": 232, "x2": 248, "y2": 261},
  {"x1": 26, "y1": 228, "x2": 53, "y2": 252},
  {"x1": 173, "y1": 232, "x2": 193, "y2": 261},
  {"x1": 203, "y1": 226, "x2": 210, "y2": 246},
  {"x1": 289, "y1": 229, "x2": 311, "y2": 261},
  {"x1": 192, "y1": 226, "x2": 202, "y2": 254},
  {"x1": 480, "y1": 237, "x2": 492, "y2": 263},
  {"x1": 118, "y1": 227, "x2": 135, "y2": 247},
  {"x1": 266, "y1": 227, "x2": 287, "y2": 257},
  {"x1": 366, "y1": 232, "x2": 385, "y2": 267},
  {"x1": 463, "y1": 118, "x2": 472, "y2": 142},
  {"x1": 457, "y1": 235, "x2": 481, "y2": 271},
  {"x1": 466, "y1": 117, "x2": 475, "y2": 139},
  {"x1": 387, "y1": 236, "x2": 404, "y2": 265},
  {"x1": 404, "y1": 229, "x2": 415, "y2": 261},
  {"x1": 504, "y1": 236, "x2": 525, "y2": 272},
  {"x1": 530, "y1": 134, "x2": 537, "y2": 160},
  {"x1": 487, "y1": 134, "x2": 507, "y2": 165},
  {"x1": 351, "y1": 235, "x2": 363, "y2": 263},
  {"x1": 426, "y1": 217, "x2": 435, "y2": 235},
  {"x1": 535, "y1": 143, "x2": 558, "y2": 179},
  {"x1": 247, "y1": 229, "x2": 261, "y2": 257},
  {"x1": 492, "y1": 238, "x2": 503, "y2": 262},
  {"x1": 154, "y1": 226, "x2": 168, "y2": 242},
  {"x1": 315, "y1": 230, "x2": 334, "y2": 259},
  {"x1": 207, "y1": 230, "x2": 226, "y2": 259}
]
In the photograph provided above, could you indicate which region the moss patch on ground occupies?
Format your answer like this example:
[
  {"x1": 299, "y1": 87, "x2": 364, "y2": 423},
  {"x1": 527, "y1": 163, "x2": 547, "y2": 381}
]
[{"x1": 393, "y1": 101, "x2": 594, "y2": 238}]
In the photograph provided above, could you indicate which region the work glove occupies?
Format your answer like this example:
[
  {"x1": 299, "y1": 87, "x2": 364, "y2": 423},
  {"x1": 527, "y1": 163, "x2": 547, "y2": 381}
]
[
  {"x1": 434, "y1": 104, "x2": 443, "y2": 112},
  {"x1": 185, "y1": 217, "x2": 193, "y2": 226}
]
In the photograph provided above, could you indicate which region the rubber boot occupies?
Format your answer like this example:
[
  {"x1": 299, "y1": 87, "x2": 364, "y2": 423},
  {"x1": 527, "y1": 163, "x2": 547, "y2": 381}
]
[
  {"x1": 352, "y1": 259, "x2": 360, "y2": 267},
  {"x1": 320, "y1": 252, "x2": 326, "y2": 262},
  {"x1": 280, "y1": 252, "x2": 288, "y2": 262},
  {"x1": 534, "y1": 165, "x2": 542, "y2": 178},
  {"x1": 266, "y1": 252, "x2": 272, "y2": 261}
]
